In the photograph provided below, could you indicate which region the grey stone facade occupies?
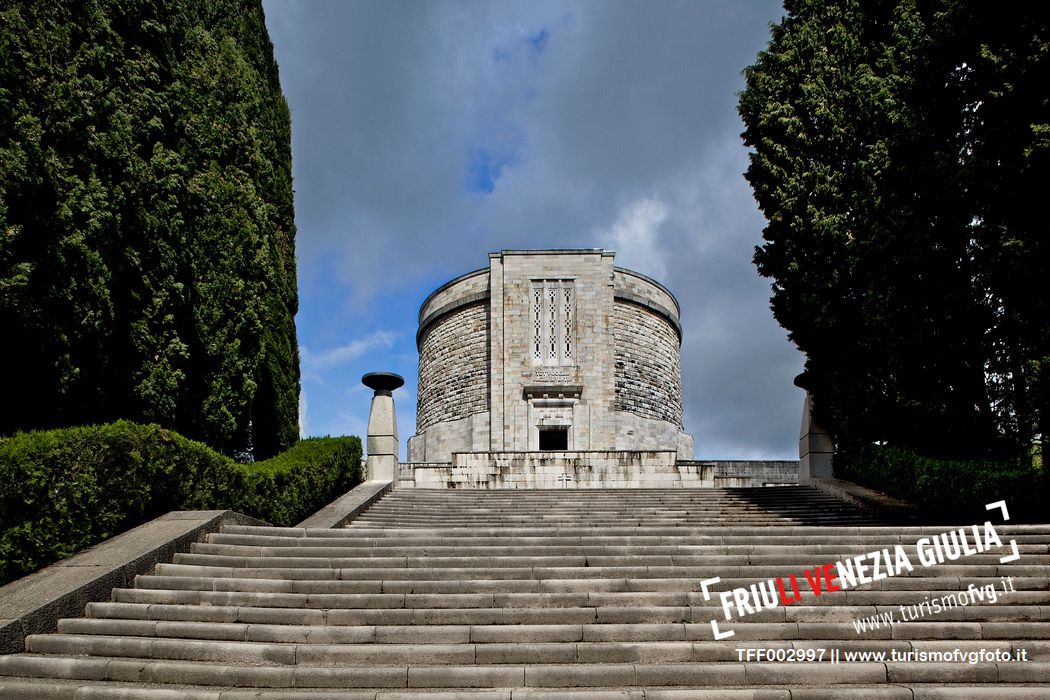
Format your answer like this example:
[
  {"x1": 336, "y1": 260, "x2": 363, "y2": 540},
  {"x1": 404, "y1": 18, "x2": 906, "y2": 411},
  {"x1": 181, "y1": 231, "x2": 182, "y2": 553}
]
[{"x1": 408, "y1": 250, "x2": 694, "y2": 462}]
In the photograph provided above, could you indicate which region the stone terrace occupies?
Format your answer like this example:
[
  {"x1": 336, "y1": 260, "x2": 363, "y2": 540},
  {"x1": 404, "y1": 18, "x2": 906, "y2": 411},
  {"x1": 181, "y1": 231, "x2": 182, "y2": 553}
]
[{"x1": 1, "y1": 486, "x2": 1049, "y2": 698}]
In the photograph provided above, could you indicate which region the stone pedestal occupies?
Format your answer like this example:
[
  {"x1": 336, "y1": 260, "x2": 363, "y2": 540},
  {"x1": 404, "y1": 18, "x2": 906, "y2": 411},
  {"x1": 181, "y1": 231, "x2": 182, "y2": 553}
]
[
  {"x1": 362, "y1": 372, "x2": 404, "y2": 482},
  {"x1": 799, "y1": 391, "x2": 834, "y2": 481}
]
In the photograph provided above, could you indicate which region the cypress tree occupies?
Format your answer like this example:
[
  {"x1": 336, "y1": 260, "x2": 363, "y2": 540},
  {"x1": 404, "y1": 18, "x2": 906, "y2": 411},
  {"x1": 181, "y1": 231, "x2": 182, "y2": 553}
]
[
  {"x1": 0, "y1": 0, "x2": 299, "y2": 458},
  {"x1": 739, "y1": 0, "x2": 1049, "y2": 460}
]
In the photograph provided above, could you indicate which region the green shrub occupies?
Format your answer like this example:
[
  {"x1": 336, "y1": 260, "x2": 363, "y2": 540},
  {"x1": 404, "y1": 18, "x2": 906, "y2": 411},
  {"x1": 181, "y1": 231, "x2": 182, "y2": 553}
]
[
  {"x1": 0, "y1": 421, "x2": 361, "y2": 585},
  {"x1": 838, "y1": 445, "x2": 1047, "y2": 521}
]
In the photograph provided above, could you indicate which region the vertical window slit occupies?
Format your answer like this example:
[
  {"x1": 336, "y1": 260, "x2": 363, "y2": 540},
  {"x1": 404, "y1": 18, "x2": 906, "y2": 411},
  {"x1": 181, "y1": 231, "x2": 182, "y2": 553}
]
[{"x1": 532, "y1": 280, "x2": 575, "y2": 366}]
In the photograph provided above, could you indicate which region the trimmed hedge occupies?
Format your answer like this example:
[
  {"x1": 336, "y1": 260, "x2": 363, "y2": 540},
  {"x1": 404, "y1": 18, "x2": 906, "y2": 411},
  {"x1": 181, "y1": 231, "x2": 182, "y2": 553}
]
[
  {"x1": 0, "y1": 421, "x2": 361, "y2": 585},
  {"x1": 838, "y1": 445, "x2": 1047, "y2": 521}
]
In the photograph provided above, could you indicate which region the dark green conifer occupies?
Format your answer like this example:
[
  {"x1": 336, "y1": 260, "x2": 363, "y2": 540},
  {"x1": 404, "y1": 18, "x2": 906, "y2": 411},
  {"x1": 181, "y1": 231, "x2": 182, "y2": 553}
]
[
  {"x1": 739, "y1": 0, "x2": 1048, "y2": 460},
  {"x1": 0, "y1": 0, "x2": 299, "y2": 458}
]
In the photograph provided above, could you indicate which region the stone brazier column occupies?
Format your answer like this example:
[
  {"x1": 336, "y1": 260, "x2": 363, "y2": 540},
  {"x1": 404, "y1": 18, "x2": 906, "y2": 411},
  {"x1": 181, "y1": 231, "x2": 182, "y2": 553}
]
[
  {"x1": 794, "y1": 372, "x2": 833, "y2": 481},
  {"x1": 798, "y1": 391, "x2": 834, "y2": 481},
  {"x1": 362, "y1": 372, "x2": 404, "y2": 482}
]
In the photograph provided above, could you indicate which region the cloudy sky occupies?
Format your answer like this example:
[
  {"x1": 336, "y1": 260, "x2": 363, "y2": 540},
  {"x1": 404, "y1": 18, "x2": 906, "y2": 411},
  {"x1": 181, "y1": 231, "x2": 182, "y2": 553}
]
[{"x1": 262, "y1": 0, "x2": 803, "y2": 460}]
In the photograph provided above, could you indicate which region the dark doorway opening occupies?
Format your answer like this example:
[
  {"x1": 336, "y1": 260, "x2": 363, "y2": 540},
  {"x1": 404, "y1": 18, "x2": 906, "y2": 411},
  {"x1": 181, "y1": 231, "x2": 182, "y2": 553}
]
[{"x1": 539, "y1": 428, "x2": 568, "y2": 451}]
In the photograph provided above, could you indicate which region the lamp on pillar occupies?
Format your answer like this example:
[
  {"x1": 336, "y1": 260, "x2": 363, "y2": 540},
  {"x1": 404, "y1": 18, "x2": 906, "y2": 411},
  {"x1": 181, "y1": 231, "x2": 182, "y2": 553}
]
[
  {"x1": 794, "y1": 372, "x2": 834, "y2": 481},
  {"x1": 362, "y1": 372, "x2": 404, "y2": 482}
]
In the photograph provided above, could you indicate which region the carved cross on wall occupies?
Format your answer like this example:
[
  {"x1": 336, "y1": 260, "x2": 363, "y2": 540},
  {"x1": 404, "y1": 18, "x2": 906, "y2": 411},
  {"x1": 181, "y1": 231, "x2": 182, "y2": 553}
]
[{"x1": 557, "y1": 473, "x2": 573, "y2": 489}]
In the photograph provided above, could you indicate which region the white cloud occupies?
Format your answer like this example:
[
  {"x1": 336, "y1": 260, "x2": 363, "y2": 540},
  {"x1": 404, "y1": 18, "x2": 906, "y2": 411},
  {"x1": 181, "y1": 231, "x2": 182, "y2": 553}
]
[
  {"x1": 298, "y1": 388, "x2": 308, "y2": 438},
  {"x1": 327, "y1": 413, "x2": 369, "y2": 442},
  {"x1": 598, "y1": 197, "x2": 670, "y2": 279},
  {"x1": 300, "y1": 330, "x2": 397, "y2": 373}
]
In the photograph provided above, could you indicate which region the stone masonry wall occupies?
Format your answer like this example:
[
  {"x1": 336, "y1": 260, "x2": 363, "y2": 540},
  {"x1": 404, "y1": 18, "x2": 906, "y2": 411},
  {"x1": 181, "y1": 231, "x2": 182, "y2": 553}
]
[
  {"x1": 416, "y1": 302, "x2": 489, "y2": 433},
  {"x1": 615, "y1": 411, "x2": 693, "y2": 459},
  {"x1": 612, "y1": 299, "x2": 684, "y2": 428}
]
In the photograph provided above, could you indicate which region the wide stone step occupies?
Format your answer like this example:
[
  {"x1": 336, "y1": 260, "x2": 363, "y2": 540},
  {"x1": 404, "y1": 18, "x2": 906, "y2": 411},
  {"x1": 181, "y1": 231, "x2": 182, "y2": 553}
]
[
  {"x1": 3, "y1": 653, "x2": 1049, "y2": 689},
  {"x1": 207, "y1": 531, "x2": 1050, "y2": 547},
  {"x1": 204, "y1": 536, "x2": 1043, "y2": 555},
  {"x1": 360, "y1": 510, "x2": 864, "y2": 517},
  {"x1": 83, "y1": 597, "x2": 1050, "y2": 625},
  {"x1": 373, "y1": 496, "x2": 841, "y2": 501},
  {"x1": 362, "y1": 496, "x2": 856, "y2": 505},
  {"x1": 333, "y1": 525, "x2": 1050, "y2": 536},
  {"x1": 185, "y1": 544, "x2": 1043, "y2": 568},
  {"x1": 55, "y1": 617, "x2": 1050, "y2": 654},
  {"x1": 115, "y1": 583, "x2": 1050, "y2": 620},
  {"x1": 6, "y1": 680, "x2": 1050, "y2": 700},
  {"x1": 348, "y1": 518, "x2": 882, "y2": 527},
  {"x1": 158, "y1": 559, "x2": 1050, "y2": 579},
  {"x1": 108, "y1": 570, "x2": 1050, "y2": 600},
  {"x1": 359, "y1": 505, "x2": 859, "y2": 513},
  {"x1": 352, "y1": 518, "x2": 876, "y2": 524},
  {"x1": 213, "y1": 523, "x2": 1050, "y2": 536},
  {"x1": 357, "y1": 501, "x2": 864, "y2": 510},
  {"x1": 168, "y1": 554, "x2": 1043, "y2": 581},
  {"x1": 369, "y1": 504, "x2": 856, "y2": 510},
  {"x1": 131, "y1": 572, "x2": 1050, "y2": 601},
  {"x1": 134, "y1": 570, "x2": 1050, "y2": 604},
  {"x1": 369, "y1": 487, "x2": 844, "y2": 500},
  {"x1": 91, "y1": 599, "x2": 1050, "y2": 633},
  {"x1": 359, "y1": 501, "x2": 856, "y2": 507},
  {"x1": 23, "y1": 632, "x2": 1050, "y2": 667},
  {"x1": 375, "y1": 486, "x2": 819, "y2": 495},
  {"x1": 186, "y1": 546, "x2": 1042, "y2": 566}
]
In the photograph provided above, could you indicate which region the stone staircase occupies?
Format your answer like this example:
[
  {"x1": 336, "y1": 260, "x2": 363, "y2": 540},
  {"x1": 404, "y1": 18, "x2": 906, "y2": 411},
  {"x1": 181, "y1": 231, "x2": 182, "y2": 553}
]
[{"x1": 1, "y1": 485, "x2": 1048, "y2": 698}]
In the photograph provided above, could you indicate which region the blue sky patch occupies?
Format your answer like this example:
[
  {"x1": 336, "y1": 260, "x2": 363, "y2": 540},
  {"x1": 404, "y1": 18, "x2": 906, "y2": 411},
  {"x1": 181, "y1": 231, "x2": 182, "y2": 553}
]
[
  {"x1": 491, "y1": 46, "x2": 510, "y2": 64},
  {"x1": 466, "y1": 146, "x2": 518, "y2": 194},
  {"x1": 491, "y1": 27, "x2": 550, "y2": 65},
  {"x1": 528, "y1": 29, "x2": 550, "y2": 55}
]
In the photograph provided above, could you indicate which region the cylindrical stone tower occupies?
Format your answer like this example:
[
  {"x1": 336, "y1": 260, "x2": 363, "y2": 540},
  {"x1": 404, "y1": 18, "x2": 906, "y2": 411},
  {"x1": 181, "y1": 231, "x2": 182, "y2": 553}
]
[{"x1": 407, "y1": 249, "x2": 693, "y2": 463}]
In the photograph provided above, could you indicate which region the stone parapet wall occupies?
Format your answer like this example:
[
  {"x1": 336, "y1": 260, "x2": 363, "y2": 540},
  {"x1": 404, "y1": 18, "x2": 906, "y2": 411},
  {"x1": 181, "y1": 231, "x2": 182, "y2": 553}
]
[
  {"x1": 612, "y1": 268, "x2": 680, "y2": 324},
  {"x1": 398, "y1": 462, "x2": 448, "y2": 482},
  {"x1": 676, "y1": 460, "x2": 799, "y2": 487},
  {"x1": 398, "y1": 453, "x2": 798, "y2": 489},
  {"x1": 404, "y1": 450, "x2": 677, "y2": 489},
  {"x1": 612, "y1": 300, "x2": 684, "y2": 428},
  {"x1": 418, "y1": 268, "x2": 490, "y2": 324},
  {"x1": 407, "y1": 411, "x2": 490, "y2": 463},
  {"x1": 415, "y1": 302, "x2": 489, "y2": 433}
]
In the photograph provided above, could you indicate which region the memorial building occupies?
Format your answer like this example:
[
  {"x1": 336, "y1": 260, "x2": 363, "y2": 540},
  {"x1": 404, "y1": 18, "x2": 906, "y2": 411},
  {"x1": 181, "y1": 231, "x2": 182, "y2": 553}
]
[{"x1": 407, "y1": 249, "x2": 694, "y2": 463}]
